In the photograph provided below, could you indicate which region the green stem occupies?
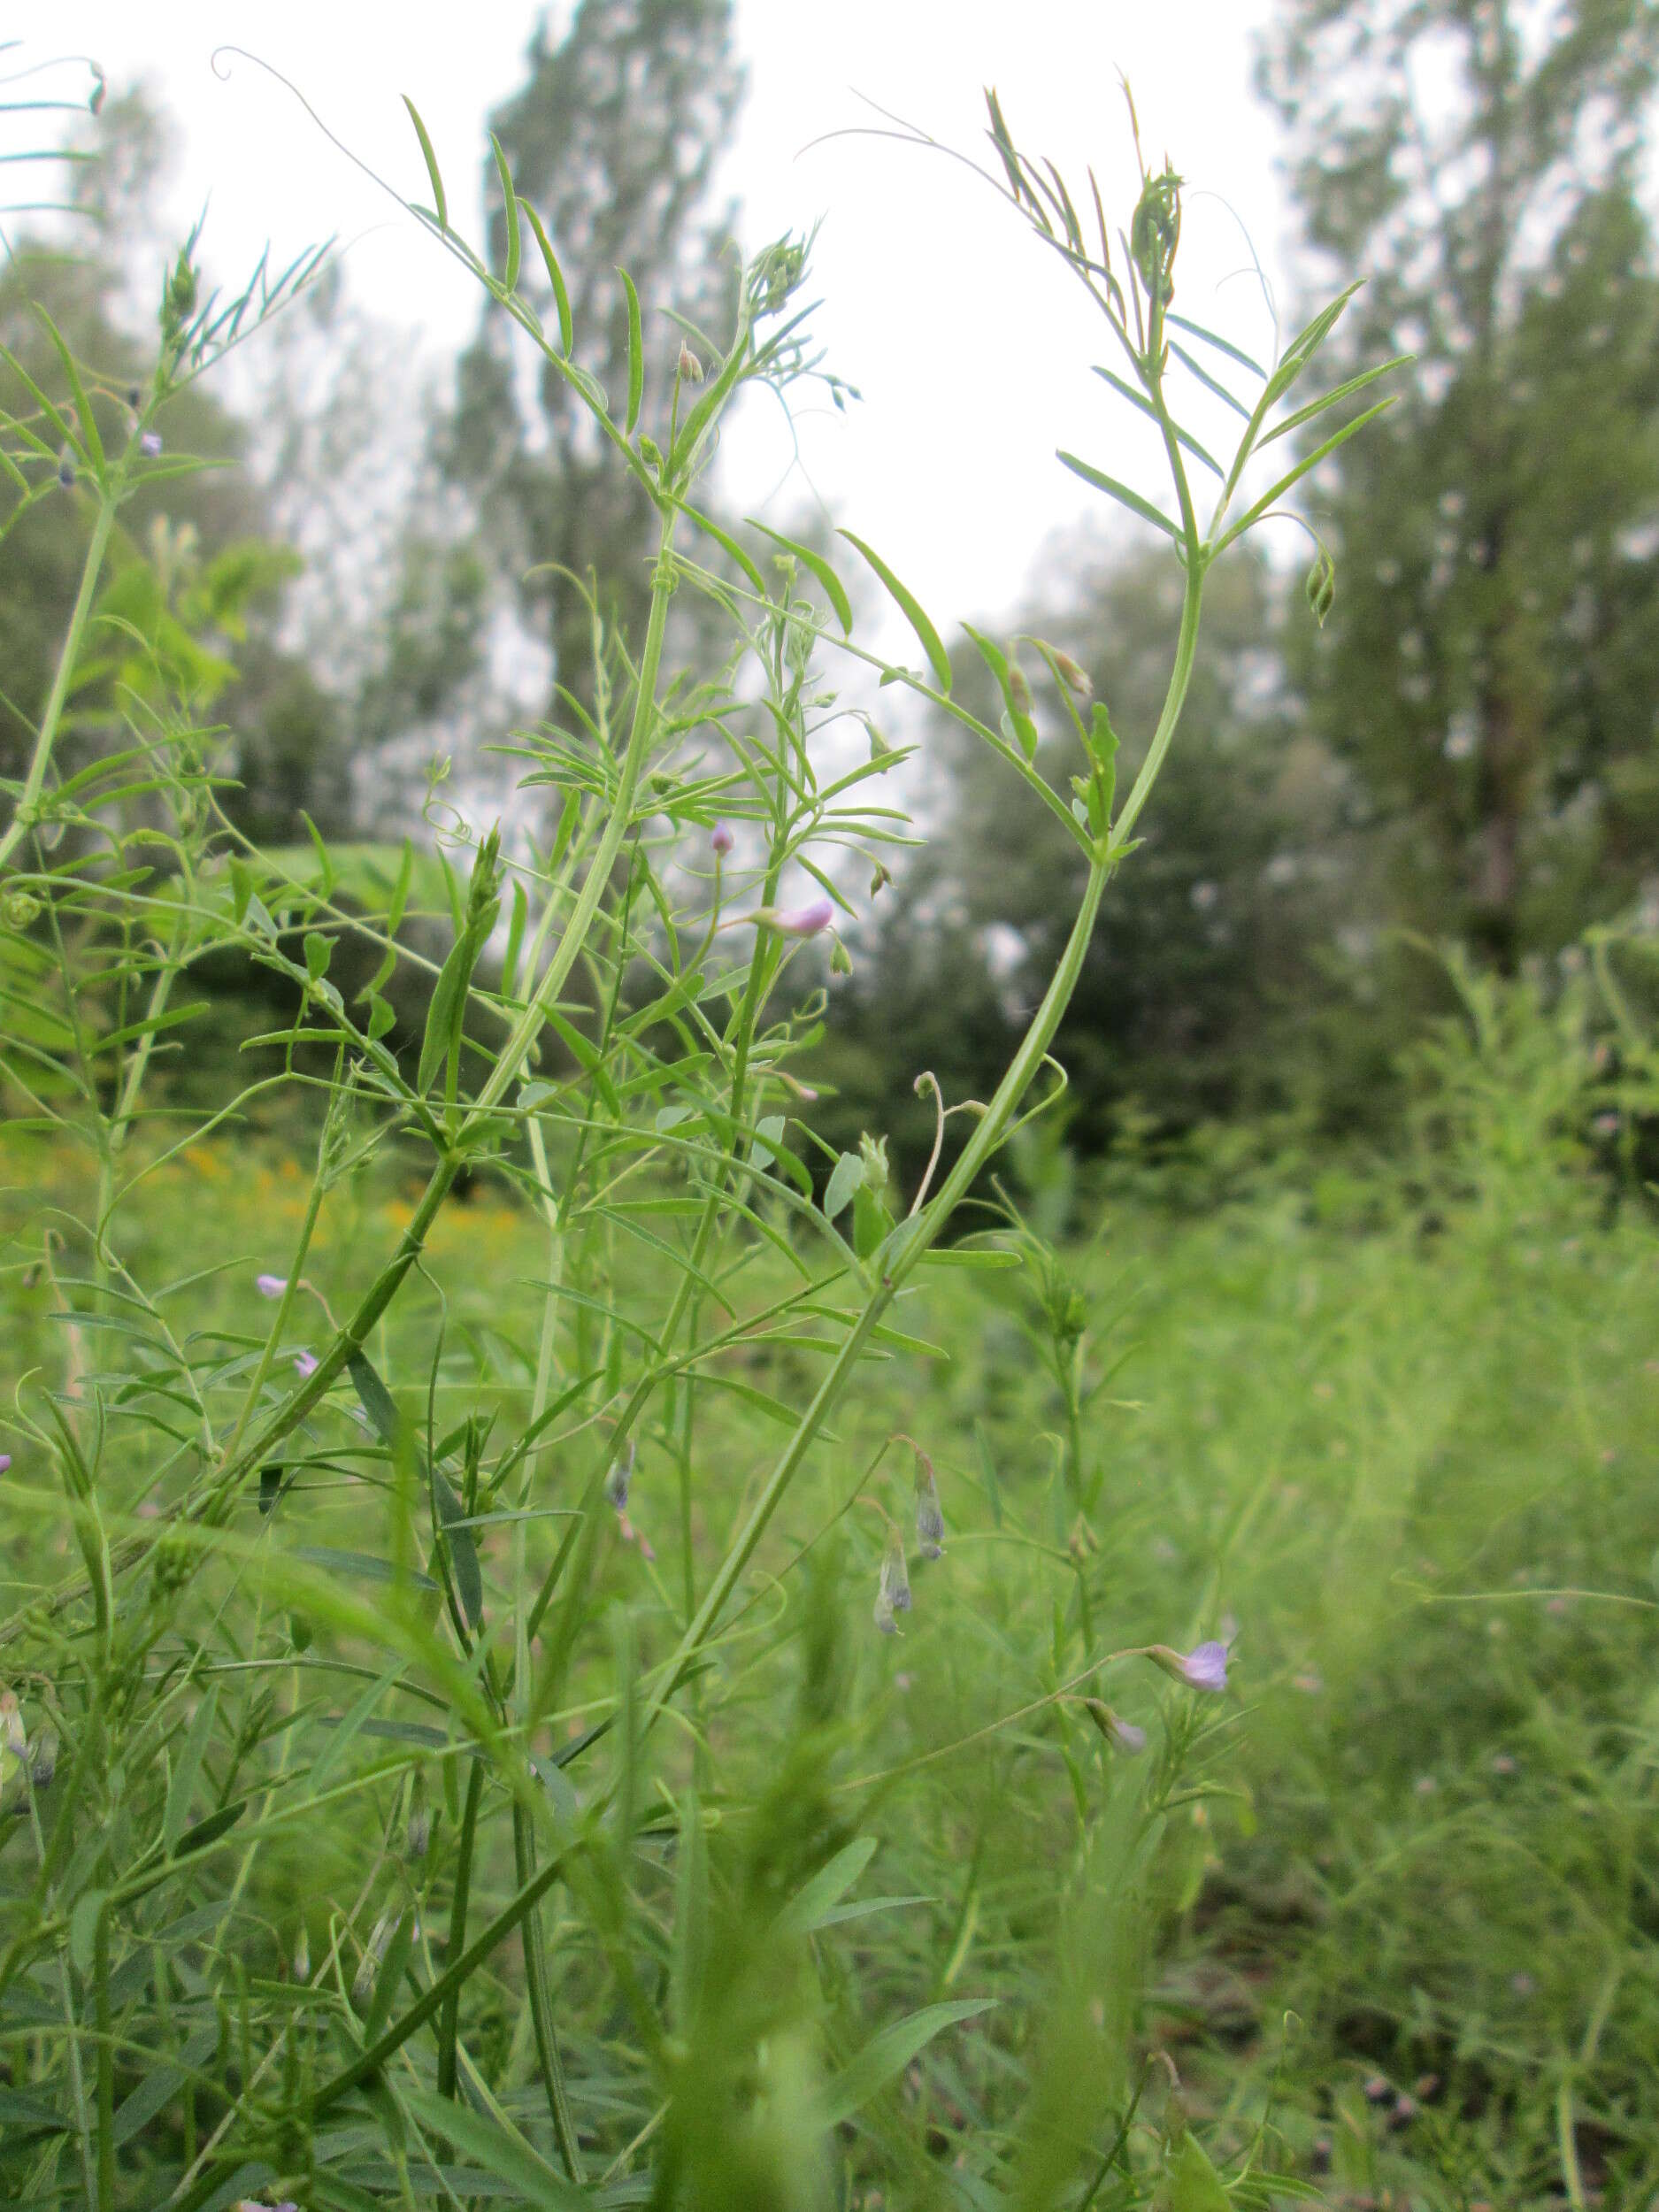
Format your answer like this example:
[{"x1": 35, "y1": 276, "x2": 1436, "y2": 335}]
[
  {"x1": 435, "y1": 1756, "x2": 484, "y2": 2101},
  {"x1": 204, "y1": 518, "x2": 682, "y2": 1512},
  {"x1": 513, "y1": 1800, "x2": 583, "y2": 2180},
  {"x1": 95, "y1": 1903, "x2": 114, "y2": 2212},
  {"x1": 0, "y1": 493, "x2": 118, "y2": 875},
  {"x1": 646, "y1": 556, "x2": 1207, "y2": 1725}
]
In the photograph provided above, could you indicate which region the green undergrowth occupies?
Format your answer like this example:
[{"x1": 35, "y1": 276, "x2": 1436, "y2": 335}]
[{"x1": 5, "y1": 1122, "x2": 1655, "y2": 2209}]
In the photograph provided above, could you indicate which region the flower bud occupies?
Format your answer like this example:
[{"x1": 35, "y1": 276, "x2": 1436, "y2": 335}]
[
  {"x1": 255, "y1": 1274, "x2": 287, "y2": 1300},
  {"x1": 1008, "y1": 661, "x2": 1033, "y2": 716},
  {"x1": 710, "y1": 819, "x2": 734, "y2": 857},
  {"x1": 140, "y1": 431, "x2": 163, "y2": 458},
  {"x1": 0, "y1": 1688, "x2": 26, "y2": 1765},
  {"x1": 57, "y1": 456, "x2": 76, "y2": 490},
  {"x1": 4, "y1": 892, "x2": 41, "y2": 930},
  {"x1": 677, "y1": 342, "x2": 704, "y2": 383},
  {"x1": 293, "y1": 1924, "x2": 311, "y2": 1982}
]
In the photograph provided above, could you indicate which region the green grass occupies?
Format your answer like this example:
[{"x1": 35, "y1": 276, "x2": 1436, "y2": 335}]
[{"x1": 3, "y1": 1122, "x2": 1656, "y2": 2209}]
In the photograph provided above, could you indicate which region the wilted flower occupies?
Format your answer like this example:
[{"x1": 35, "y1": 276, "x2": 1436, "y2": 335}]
[
  {"x1": 57, "y1": 457, "x2": 76, "y2": 489},
  {"x1": 406, "y1": 1772, "x2": 431, "y2": 1860},
  {"x1": 873, "y1": 1526, "x2": 911, "y2": 1635},
  {"x1": 30, "y1": 1727, "x2": 58, "y2": 1788},
  {"x1": 140, "y1": 431, "x2": 163, "y2": 457},
  {"x1": 1148, "y1": 1639, "x2": 1230, "y2": 1693},
  {"x1": 913, "y1": 1448, "x2": 945, "y2": 1559},
  {"x1": 604, "y1": 1438, "x2": 635, "y2": 1513},
  {"x1": 255, "y1": 1274, "x2": 287, "y2": 1300},
  {"x1": 351, "y1": 1911, "x2": 396, "y2": 2007},
  {"x1": 1083, "y1": 1699, "x2": 1147, "y2": 1754},
  {"x1": 1054, "y1": 650, "x2": 1093, "y2": 700},
  {"x1": 710, "y1": 819, "x2": 734, "y2": 857},
  {"x1": 292, "y1": 1350, "x2": 319, "y2": 1381},
  {"x1": 677, "y1": 342, "x2": 704, "y2": 383},
  {"x1": 748, "y1": 895, "x2": 834, "y2": 938}
]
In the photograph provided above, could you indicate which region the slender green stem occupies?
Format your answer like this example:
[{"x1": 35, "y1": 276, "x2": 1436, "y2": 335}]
[
  {"x1": 200, "y1": 519, "x2": 682, "y2": 1510},
  {"x1": 645, "y1": 554, "x2": 1208, "y2": 1726},
  {"x1": 0, "y1": 493, "x2": 118, "y2": 875},
  {"x1": 435, "y1": 1756, "x2": 484, "y2": 2101},
  {"x1": 513, "y1": 1800, "x2": 583, "y2": 2179},
  {"x1": 95, "y1": 1903, "x2": 113, "y2": 2212}
]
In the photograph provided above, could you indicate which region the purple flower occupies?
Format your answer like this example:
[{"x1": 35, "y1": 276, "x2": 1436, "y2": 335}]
[
  {"x1": 293, "y1": 1350, "x2": 319, "y2": 1380},
  {"x1": 1149, "y1": 1638, "x2": 1231, "y2": 1693},
  {"x1": 710, "y1": 819, "x2": 734, "y2": 857},
  {"x1": 751, "y1": 895, "x2": 833, "y2": 938},
  {"x1": 255, "y1": 1274, "x2": 287, "y2": 1300},
  {"x1": 0, "y1": 1454, "x2": 11, "y2": 1475},
  {"x1": 140, "y1": 431, "x2": 163, "y2": 457}
]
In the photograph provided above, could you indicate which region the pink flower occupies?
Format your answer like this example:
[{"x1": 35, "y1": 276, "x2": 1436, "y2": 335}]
[
  {"x1": 293, "y1": 1350, "x2": 319, "y2": 1380},
  {"x1": 140, "y1": 431, "x2": 163, "y2": 457},
  {"x1": 749, "y1": 895, "x2": 833, "y2": 938},
  {"x1": 0, "y1": 1455, "x2": 11, "y2": 1475},
  {"x1": 710, "y1": 820, "x2": 734, "y2": 856},
  {"x1": 256, "y1": 1274, "x2": 287, "y2": 1299}
]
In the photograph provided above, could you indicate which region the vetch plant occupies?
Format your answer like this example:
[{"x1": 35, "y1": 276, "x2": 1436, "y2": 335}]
[{"x1": 0, "y1": 65, "x2": 1394, "y2": 2211}]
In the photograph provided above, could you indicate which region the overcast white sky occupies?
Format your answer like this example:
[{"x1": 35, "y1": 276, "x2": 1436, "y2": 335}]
[{"x1": 30, "y1": 2, "x2": 1295, "y2": 632}]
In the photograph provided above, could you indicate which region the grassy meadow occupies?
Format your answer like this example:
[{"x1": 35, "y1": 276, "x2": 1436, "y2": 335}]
[{"x1": 5, "y1": 1050, "x2": 1655, "y2": 2211}]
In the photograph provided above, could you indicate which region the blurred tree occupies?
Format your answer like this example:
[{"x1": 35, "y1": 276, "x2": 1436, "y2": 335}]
[
  {"x1": 439, "y1": 0, "x2": 745, "y2": 717},
  {"x1": 821, "y1": 541, "x2": 1349, "y2": 1174},
  {"x1": 1259, "y1": 0, "x2": 1659, "y2": 968}
]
